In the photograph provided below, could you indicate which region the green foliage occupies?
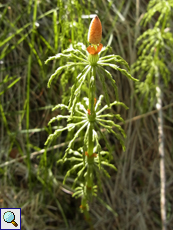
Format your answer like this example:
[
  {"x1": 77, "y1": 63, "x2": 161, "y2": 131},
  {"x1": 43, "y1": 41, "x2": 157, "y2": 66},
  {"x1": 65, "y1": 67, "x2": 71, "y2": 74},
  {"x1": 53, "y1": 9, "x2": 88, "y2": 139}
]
[
  {"x1": 142, "y1": 0, "x2": 173, "y2": 27},
  {"x1": 132, "y1": 0, "x2": 173, "y2": 111},
  {"x1": 45, "y1": 36, "x2": 136, "y2": 214}
]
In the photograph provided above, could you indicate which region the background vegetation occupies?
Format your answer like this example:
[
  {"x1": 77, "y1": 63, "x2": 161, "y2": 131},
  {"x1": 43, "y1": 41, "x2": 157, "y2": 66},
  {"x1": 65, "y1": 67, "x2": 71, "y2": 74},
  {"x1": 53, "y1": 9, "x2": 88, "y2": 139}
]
[{"x1": 0, "y1": 0, "x2": 173, "y2": 229}]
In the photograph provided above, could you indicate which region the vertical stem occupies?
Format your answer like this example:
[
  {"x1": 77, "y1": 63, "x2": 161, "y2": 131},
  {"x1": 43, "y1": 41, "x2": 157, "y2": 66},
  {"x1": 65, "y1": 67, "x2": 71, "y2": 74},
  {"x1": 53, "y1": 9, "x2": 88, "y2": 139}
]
[
  {"x1": 53, "y1": 10, "x2": 58, "y2": 51},
  {"x1": 155, "y1": 52, "x2": 166, "y2": 229},
  {"x1": 26, "y1": 0, "x2": 37, "y2": 189},
  {"x1": 89, "y1": 66, "x2": 96, "y2": 115},
  {"x1": 81, "y1": 66, "x2": 96, "y2": 228},
  {"x1": 88, "y1": 66, "x2": 96, "y2": 157},
  {"x1": 69, "y1": 0, "x2": 74, "y2": 46},
  {"x1": 156, "y1": 86, "x2": 167, "y2": 230},
  {"x1": 26, "y1": 54, "x2": 31, "y2": 188},
  {"x1": 86, "y1": 66, "x2": 96, "y2": 190},
  {"x1": 88, "y1": 123, "x2": 94, "y2": 157},
  {"x1": 155, "y1": 15, "x2": 167, "y2": 226}
]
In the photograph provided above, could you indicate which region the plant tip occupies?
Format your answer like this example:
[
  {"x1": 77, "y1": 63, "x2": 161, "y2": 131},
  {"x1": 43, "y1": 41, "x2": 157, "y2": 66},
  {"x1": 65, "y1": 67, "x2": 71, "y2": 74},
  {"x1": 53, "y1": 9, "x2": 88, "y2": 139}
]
[{"x1": 88, "y1": 15, "x2": 102, "y2": 45}]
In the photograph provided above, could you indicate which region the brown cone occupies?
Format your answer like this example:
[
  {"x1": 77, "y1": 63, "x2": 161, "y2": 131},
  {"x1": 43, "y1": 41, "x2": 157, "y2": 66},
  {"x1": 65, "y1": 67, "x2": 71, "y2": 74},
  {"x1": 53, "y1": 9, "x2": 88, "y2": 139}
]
[{"x1": 88, "y1": 16, "x2": 102, "y2": 44}]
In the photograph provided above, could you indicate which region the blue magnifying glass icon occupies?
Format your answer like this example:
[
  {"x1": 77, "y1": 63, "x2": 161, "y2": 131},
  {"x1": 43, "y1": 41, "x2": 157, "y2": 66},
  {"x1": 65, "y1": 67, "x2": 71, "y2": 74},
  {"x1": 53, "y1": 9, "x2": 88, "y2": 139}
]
[{"x1": 3, "y1": 211, "x2": 18, "y2": 227}]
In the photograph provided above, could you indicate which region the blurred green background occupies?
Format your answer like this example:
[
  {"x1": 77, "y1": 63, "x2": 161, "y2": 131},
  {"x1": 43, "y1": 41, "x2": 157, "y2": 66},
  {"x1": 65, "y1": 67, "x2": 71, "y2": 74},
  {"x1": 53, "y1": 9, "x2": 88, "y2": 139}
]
[{"x1": 0, "y1": 0, "x2": 173, "y2": 229}]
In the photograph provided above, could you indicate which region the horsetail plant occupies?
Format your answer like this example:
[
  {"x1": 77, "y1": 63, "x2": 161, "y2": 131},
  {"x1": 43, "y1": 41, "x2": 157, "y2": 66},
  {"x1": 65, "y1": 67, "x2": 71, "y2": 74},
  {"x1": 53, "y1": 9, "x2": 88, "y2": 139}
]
[
  {"x1": 132, "y1": 1, "x2": 173, "y2": 229},
  {"x1": 45, "y1": 16, "x2": 137, "y2": 223}
]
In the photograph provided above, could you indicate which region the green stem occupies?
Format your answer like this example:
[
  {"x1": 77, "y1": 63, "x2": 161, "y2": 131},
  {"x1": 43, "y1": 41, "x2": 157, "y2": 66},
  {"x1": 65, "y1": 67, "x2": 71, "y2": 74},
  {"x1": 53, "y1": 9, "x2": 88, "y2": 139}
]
[
  {"x1": 88, "y1": 123, "x2": 94, "y2": 157},
  {"x1": 81, "y1": 196, "x2": 93, "y2": 229},
  {"x1": 87, "y1": 66, "x2": 96, "y2": 189},
  {"x1": 81, "y1": 66, "x2": 97, "y2": 227},
  {"x1": 89, "y1": 67, "x2": 96, "y2": 114},
  {"x1": 88, "y1": 66, "x2": 96, "y2": 156}
]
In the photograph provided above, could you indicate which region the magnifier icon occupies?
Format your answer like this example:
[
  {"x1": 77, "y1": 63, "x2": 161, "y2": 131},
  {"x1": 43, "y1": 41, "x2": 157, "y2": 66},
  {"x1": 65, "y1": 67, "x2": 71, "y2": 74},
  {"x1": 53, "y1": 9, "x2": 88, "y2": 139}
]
[{"x1": 3, "y1": 211, "x2": 18, "y2": 227}]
